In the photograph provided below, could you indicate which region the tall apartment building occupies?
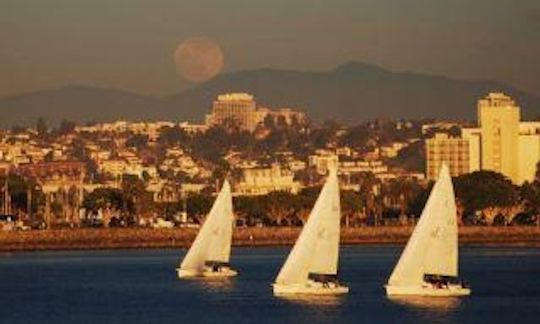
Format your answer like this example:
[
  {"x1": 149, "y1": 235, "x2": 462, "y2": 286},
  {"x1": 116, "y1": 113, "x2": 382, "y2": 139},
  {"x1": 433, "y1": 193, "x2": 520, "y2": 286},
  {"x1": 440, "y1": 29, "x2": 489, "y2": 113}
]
[
  {"x1": 518, "y1": 122, "x2": 540, "y2": 183},
  {"x1": 206, "y1": 93, "x2": 260, "y2": 132},
  {"x1": 477, "y1": 93, "x2": 520, "y2": 183},
  {"x1": 205, "y1": 93, "x2": 307, "y2": 133},
  {"x1": 426, "y1": 93, "x2": 540, "y2": 183}
]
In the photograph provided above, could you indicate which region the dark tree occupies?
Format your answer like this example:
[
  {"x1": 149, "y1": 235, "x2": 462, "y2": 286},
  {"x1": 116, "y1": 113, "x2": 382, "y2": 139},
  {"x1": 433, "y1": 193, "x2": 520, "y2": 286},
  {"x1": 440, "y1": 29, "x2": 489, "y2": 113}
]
[
  {"x1": 158, "y1": 126, "x2": 189, "y2": 146},
  {"x1": 121, "y1": 175, "x2": 154, "y2": 219},
  {"x1": 339, "y1": 125, "x2": 369, "y2": 149},
  {"x1": 126, "y1": 134, "x2": 149, "y2": 150},
  {"x1": 58, "y1": 120, "x2": 77, "y2": 135},
  {"x1": 387, "y1": 140, "x2": 425, "y2": 172},
  {"x1": 186, "y1": 194, "x2": 214, "y2": 219},
  {"x1": 454, "y1": 171, "x2": 519, "y2": 214},
  {"x1": 36, "y1": 117, "x2": 48, "y2": 136},
  {"x1": 83, "y1": 187, "x2": 125, "y2": 211}
]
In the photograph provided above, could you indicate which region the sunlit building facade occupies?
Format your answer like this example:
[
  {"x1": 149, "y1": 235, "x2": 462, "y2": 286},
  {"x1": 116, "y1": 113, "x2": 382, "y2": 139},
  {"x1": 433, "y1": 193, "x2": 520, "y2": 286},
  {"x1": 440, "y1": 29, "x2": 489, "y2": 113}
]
[
  {"x1": 426, "y1": 133, "x2": 471, "y2": 181},
  {"x1": 205, "y1": 93, "x2": 307, "y2": 133},
  {"x1": 518, "y1": 122, "x2": 540, "y2": 184},
  {"x1": 234, "y1": 164, "x2": 301, "y2": 196},
  {"x1": 206, "y1": 93, "x2": 260, "y2": 132},
  {"x1": 477, "y1": 93, "x2": 520, "y2": 183},
  {"x1": 426, "y1": 93, "x2": 540, "y2": 184}
]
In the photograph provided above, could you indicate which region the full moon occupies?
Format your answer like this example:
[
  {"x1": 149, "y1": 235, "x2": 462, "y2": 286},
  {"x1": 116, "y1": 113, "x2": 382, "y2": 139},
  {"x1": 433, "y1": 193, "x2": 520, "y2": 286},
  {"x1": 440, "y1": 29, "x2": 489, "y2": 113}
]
[{"x1": 174, "y1": 37, "x2": 224, "y2": 82}]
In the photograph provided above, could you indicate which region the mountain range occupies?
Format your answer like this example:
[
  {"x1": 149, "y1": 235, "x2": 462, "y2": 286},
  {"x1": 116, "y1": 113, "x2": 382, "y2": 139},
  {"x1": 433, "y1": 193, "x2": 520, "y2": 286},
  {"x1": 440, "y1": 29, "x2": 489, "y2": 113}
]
[{"x1": 1, "y1": 62, "x2": 539, "y2": 128}]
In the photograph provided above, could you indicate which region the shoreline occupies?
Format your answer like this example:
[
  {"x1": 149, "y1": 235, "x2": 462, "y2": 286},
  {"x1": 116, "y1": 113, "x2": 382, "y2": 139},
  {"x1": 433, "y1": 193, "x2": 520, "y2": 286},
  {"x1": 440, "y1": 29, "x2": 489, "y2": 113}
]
[{"x1": 1, "y1": 226, "x2": 540, "y2": 252}]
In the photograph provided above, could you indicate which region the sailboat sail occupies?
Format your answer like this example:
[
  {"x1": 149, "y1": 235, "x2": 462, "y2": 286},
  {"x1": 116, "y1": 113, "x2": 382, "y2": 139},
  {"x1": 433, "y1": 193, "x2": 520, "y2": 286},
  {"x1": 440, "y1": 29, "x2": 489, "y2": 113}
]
[
  {"x1": 388, "y1": 165, "x2": 458, "y2": 287},
  {"x1": 275, "y1": 169, "x2": 341, "y2": 285},
  {"x1": 179, "y1": 181, "x2": 233, "y2": 272}
]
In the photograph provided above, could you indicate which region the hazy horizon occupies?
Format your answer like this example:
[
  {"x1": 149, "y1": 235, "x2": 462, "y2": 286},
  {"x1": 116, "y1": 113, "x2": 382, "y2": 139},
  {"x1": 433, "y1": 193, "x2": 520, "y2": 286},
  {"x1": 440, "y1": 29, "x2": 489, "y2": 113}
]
[
  {"x1": 2, "y1": 60, "x2": 524, "y2": 99},
  {"x1": 1, "y1": 0, "x2": 539, "y2": 97}
]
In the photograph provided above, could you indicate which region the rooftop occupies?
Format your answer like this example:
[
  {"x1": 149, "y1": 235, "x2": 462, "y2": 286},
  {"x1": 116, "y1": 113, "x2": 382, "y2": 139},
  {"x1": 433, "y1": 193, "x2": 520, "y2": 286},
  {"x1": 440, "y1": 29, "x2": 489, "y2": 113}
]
[{"x1": 216, "y1": 93, "x2": 254, "y2": 102}]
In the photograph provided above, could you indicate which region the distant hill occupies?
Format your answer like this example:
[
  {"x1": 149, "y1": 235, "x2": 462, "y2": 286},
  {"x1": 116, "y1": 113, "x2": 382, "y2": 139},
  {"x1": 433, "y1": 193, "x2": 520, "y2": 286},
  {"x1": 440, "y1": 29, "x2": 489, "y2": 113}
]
[
  {"x1": 166, "y1": 62, "x2": 540, "y2": 122},
  {"x1": 0, "y1": 85, "x2": 173, "y2": 128},
  {"x1": 1, "y1": 62, "x2": 539, "y2": 127}
]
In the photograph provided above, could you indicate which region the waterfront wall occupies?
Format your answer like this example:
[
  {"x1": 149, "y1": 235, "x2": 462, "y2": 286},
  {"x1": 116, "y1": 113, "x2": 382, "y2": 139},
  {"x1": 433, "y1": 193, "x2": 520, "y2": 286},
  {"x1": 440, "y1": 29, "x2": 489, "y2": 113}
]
[{"x1": 1, "y1": 226, "x2": 540, "y2": 252}]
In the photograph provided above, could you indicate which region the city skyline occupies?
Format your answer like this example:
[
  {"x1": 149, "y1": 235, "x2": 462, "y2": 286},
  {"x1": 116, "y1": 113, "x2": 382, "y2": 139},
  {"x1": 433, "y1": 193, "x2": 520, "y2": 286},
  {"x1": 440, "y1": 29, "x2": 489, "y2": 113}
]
[
  {"x1": 0, "y1": 91, "x2": 537, "y2": 231},
  {"x1": 2, "y1": 2, "x2": 540, "y2": 321},
  {"x1": 1, "y1": 0, "x2": 539, "y2": 98}
]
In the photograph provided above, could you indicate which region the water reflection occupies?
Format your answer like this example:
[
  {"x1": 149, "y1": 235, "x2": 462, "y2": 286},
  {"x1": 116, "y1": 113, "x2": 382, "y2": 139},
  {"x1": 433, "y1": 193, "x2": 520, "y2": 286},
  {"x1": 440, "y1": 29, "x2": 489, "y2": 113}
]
[
  {"x1": 197, "y1": 277, "x2": 236, "y2": 292},
  {"x1": 388, "y1": 295, "x2": 462, "y2": 311},
  {"x1": 275, "y1": 294, "x2": 345, "y2": 307},
  {"x1": 274, "y1": 294, "x2": 346, "y2": 322}
]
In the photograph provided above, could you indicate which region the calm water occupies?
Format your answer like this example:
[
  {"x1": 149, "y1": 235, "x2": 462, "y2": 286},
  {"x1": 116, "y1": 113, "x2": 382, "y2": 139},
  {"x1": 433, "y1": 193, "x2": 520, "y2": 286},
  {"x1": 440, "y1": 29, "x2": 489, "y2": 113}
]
[{"x1": 1, "y1": 246, "x2": 540, "y2": 323}]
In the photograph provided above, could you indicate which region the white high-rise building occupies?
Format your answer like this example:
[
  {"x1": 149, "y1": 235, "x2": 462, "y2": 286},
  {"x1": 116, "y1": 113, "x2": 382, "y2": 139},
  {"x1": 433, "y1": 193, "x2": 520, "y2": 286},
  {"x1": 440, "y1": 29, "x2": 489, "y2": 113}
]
[
  {"x1": 205, "y1": 93, "x2": 307, "y2": 133},
  {"x1": 206, "y1": 93, "x2": 260, "y2": 132},
  {"x1": 477, "y1": 93, "x2": 520, "y2": 183},
  {"x1": 426, "y1": 93, "x2": 540, "y2": 184}
]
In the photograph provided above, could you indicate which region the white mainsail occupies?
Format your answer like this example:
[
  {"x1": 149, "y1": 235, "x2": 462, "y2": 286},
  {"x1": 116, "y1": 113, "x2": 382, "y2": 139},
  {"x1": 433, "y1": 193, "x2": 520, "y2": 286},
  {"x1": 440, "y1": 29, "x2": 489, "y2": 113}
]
[
  {"x1": 388, "y1": 164, "x2": 458, "y2": 287},
  {"x1": 275, "y1": 169, "x2": 341, "y2": 285},
  {"x1": 179, "y1": 180, "x2": 234, "y2": 272}
]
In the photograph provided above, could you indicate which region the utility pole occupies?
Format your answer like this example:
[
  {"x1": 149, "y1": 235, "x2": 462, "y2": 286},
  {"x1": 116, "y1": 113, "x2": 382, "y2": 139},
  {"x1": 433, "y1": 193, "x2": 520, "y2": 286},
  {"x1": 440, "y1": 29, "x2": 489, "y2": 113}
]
[
  {"x1": 181, "y1": 195, "x2": 188, "y2": 223},
  {"x1": 5, "y1": 176, "x2": 11, "y2": 215},
  {"x1": 2, "y1": 176, "x2": 6, "y2": 215},
  {"x1": 27, "y1": 188, "x2": 32, "y2": 220},
  {"x1": 45, "y1": 193, "x2": 51, "y2": 229}
]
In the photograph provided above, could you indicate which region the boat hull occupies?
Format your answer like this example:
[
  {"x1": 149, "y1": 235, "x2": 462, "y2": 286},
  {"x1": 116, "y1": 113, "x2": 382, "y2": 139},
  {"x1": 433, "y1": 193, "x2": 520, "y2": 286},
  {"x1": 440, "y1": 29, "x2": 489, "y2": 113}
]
[
  {"x1": 273, "y1": 283, "x2": 349, "y2": 296},
  {"x1": 177, "y1": 267, "x2": 238, "y2": 279},
  {"x1": 385, "y1": 284, "x2": 471, "y2": 297}
]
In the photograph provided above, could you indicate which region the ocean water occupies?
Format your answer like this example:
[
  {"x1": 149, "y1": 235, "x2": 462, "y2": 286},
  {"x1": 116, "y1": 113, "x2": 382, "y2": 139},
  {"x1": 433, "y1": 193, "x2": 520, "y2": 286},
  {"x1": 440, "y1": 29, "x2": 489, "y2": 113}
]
[{"x1": 1, "y1": 246, "x2": 540, "y2": 323}]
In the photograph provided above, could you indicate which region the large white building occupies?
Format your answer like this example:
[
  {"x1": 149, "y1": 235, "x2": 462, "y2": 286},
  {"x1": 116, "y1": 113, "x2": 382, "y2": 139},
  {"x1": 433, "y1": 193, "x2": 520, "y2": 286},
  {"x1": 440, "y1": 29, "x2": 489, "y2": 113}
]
[
  {"x1": 205, "y1": 93, "x2": 307, "y2": 132},
  {"x1": 518, "y1": 122, "x2": 540, "y2": 183},
  {"x1": 234, "y1": 164, "x2": 301, "y2": 196},
  {"x1": 426, "y1": 93, "x2": 540, "y2": 184},
  {"x1": 206, "y1": 93, "x2": 260, "y2": 132},
  {"x1": 477, "y1": 93, "x2": 521, "y2": 182}
]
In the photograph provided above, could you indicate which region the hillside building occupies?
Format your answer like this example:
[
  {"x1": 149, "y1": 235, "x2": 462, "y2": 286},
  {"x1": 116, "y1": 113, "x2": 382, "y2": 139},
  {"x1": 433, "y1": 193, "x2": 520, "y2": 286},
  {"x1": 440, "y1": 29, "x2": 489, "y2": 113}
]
[{"x1": 205, "y1": 93, "x2": 306, "y2": 132}]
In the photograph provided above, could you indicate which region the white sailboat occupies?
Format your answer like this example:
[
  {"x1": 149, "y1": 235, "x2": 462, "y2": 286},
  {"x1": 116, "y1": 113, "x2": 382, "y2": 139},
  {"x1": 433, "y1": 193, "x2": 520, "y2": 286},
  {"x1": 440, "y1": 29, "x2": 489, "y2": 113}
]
[
  {"x1": 385, "y1": 164, "x2": 471, "y2": 297},
  {"x1": 273, "y1": 169, "x2": 349, "y2": 295},
  {"x1": 177, "y1": 180, "x2": 237, "y2": 278}
]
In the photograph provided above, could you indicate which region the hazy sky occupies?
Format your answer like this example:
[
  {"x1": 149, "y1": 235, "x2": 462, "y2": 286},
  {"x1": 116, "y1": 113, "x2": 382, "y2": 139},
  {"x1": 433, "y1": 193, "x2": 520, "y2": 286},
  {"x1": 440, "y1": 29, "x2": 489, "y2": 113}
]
[{"x1": 1, "y1": 0, "x2": 539, "y2": 97}]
